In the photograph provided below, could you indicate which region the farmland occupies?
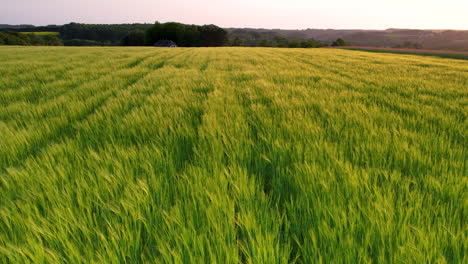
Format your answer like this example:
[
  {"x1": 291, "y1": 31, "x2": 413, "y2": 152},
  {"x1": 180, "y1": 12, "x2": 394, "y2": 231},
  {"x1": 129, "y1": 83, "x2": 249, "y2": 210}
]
[
  {"x1": 18, "y1": 32, "x2": 60, "y2": 36},
  {"x1": 0, "y1": 46, "x2": 467, "y2": 263}
]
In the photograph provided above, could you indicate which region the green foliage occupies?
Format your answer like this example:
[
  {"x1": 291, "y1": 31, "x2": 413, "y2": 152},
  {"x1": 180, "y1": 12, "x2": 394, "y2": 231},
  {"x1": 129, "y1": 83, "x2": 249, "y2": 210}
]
[
  {"x1": 19, "y1": 32, "x2": 60, "y2": 36},
  {"x1": 0, "y1": 46, "x2": 466, "y2": 263},
  {"x1": 226, "y1": 28, "x2": 468, "y2": 51},
  {"x1": 259, "y1": 39, "x2": 270, "y2": 47},
  {"x1": 0, "y1": 32, "x2": 29, "y2": 45},
  {"x1": 230, "y1": 37, "x2": 244, "y2": 46},
  {"x1": 43, "y1": 35, "x2": 63, "y2": 46},
  {"x1": 0, "y1": 31, "x2": 62, "y2": 46},
  {"x1": 3, "y1": 25, "x2": 468, "y2": 50},
  {"x1": 145, "y1": 22, "x2": 227, "y2": 47},
  {"x1": 121, "y1": 30, "x2": 146, "y2": 46},
  {"x1": 60, "y1": 23, "x2": 153, "y2": 45},
  {"x1": 331, "y1": 38, "x2": 349, "y2": 46},
  {"x1": 228, "y1": 32, "x2": 326, "y2": 48}
]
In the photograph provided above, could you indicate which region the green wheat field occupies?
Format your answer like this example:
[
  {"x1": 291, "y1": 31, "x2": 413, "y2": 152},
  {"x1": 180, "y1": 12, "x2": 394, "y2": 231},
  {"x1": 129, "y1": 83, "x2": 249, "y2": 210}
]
[
  {"x1": 18, "y1": 32, "x2": 60, "y2": 36},
  {"x1": 0, "y1": 46, "x2": 467, "y2": 263}
]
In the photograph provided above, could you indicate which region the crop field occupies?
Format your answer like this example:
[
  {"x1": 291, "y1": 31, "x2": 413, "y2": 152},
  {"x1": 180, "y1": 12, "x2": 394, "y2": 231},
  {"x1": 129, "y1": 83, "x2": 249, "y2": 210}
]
[
  {"x1": 18, "y1": 32, "x2": 60, "y2": 36},
  {"x1": 0, "y1": 46, "x2": 467, "y2": 263}
]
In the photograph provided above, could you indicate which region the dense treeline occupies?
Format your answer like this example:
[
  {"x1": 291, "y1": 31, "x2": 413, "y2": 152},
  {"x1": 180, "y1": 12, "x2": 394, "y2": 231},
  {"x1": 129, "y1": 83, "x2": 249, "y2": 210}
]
[
  {"x1": 228, "y1": 35, "x2": 327, "y2": 48},
  {"x1": 0, "y1": 23, "x2": 153, "y2": 46},
  {"x1": 121, "y1": 30, "x2": 146, "y2": 46},
  {"x1": 60, "y1": 23, "x2": 152, "y2": 45},
  {"x1": 226, "y1": 29, "x2": 332, "y2": 48},
  {"x1": 226, "y1": 28, "x2": 468, "y2": 51},
  {"x1": 0, "y1": 31, "x2": 62, "y2": 46},
  {"x1": 144, "y1": 22, "x2": 227, "y2": 47},
  {"x1": 2, "y1": 23, "x2": 467, "y2": 50},
  {"x1": 143, "y1": 22, "x2": 327, "y2": 48},
  {"x1": 0, "y1": 22, "x2": 228, "y2": 47},
  {"x1": 0, "y1": 22, "x2": 347, "y2": 48}
]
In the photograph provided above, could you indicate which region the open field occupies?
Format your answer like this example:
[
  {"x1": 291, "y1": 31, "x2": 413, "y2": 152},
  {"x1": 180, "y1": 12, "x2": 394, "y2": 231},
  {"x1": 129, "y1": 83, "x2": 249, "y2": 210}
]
[
  {"x1": 18, "y1": 32, "x2": 60, "y2": 36},
  {"x1": 331, "y1": 46, "x2": 468, "y2": 60},
  {"x1": 0, "y1": 46, "x2": 467, "y2": 263}
]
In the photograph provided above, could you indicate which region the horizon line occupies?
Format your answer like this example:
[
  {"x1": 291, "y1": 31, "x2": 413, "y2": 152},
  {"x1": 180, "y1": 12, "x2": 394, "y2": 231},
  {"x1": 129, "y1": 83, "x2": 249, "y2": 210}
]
[{"x1": 1, "y1": 22, "x2": 467, "y2": 32}]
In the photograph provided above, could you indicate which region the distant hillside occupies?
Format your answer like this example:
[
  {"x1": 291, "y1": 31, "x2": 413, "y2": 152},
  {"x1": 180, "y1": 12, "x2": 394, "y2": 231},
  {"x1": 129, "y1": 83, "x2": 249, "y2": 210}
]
[
  {"x1": 227, "y1": 28, "x2": 468, "y2": 51},
  {"x1": 1, "y1": 24, "x2": 467, "y2": 50},
  {"x1": 0, "y1": 24, "x2": 35, "y2": 29},
  {"x1": 0, "y1": 23, "x2": 153, "y2": 46}
]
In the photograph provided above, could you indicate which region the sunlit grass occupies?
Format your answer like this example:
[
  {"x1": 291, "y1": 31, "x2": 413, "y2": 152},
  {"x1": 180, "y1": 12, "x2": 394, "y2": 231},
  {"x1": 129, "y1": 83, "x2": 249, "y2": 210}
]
[
  {"x1": 18, "y1": 32, "x2": 60, "y2": 36},
  {"x1": 0, "y1": 46, "x2": 466, "y2": 263}
]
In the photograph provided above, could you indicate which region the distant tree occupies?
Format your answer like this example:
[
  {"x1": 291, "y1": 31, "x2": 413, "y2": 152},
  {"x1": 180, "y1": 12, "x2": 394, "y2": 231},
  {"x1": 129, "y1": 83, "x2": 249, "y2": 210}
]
[
  {"x1": 250, "y1": 31, "x2": 261, "y2": 41},
  {"x1": 300, "y1": 38, "x2": 325, "y2": 48},
  {"x1": 0, "y1": 31, "x2": 62, "y2": 46},
  {"x1": 331, "y1": 38, "x2": 349, "y2": 46},
  {"x1": 121, "y1": 30, "x2": 145, "y2": 46},
  {"x1": 230, "y1": 37, "x2": 243, "y2": 46},
  {"x1": 199, "y1": 24, "x2": 227, "y2": 46},
  {"x1": 28, "y1": 34, "x2": 42, "y2": 45},
  {"x1": 259, "y1": 39, "x2": 270, "y2": 47},
  {"x1": 145, "y1": 22, "x2": 162, "y2": 45},
  {"x1": 287, "y1": 40, "x2": 300, "y2": 48},
  {"x1": 178, "y1": 25, "x2": 201, "y2": 47},
  {"x1": 273, "y1": 36, "x2": 289, "y2": 47},
  {"x1": 145, "y1": 22, "x2": 187, "y2": 46},
  {"x1": 161, "y1": 22, "x2": 184, "y2": 45},
  {"x1": 11, "y1": 33, "x2": 31, "y2": 45},
  {"x1": 43, "y1": 35, "x2": 63, "y2": 46}
]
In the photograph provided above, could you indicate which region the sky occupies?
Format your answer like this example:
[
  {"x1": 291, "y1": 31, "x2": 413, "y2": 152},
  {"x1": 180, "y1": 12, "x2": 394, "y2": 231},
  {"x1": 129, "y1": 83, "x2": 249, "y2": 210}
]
[{"x1": 1, "y1": 0, "x2": 467, "y2": 30}]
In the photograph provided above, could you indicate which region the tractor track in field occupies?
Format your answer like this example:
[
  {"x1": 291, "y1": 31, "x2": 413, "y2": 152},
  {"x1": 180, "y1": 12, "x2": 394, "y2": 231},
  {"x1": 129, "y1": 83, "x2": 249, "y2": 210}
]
[
  {"x1": 0, "y1": 52, "x2": 160, "y2": 117},
  {"x1": 274, "y1": 51, "x2": 466, "y2": 156},
  {"x1": 274, "y1": 51, "x2": 464, "y2": 123},
  {"x1": 33, "y1": 52, "x2": 169, "y2": 103},
  {"x1": 1, "y1": 55, "x2": 169, "y2": 170},
  {"x1": 0, "y1": 50, "x2": 184, "y2": 123},
  {"x1": 1, "y1": 49, "x2": 197, "y2": 170},
  {"x1": 0, "y1": 52, "x2": 105, "y2": 87}
]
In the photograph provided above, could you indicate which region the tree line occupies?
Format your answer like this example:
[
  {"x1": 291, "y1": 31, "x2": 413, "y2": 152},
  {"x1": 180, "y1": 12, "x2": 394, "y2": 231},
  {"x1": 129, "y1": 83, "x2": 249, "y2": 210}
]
[
  {"x1": 0, "y1": 23, "x2": 153, "y2": 46},
  {"x1": 144, "y1": 22, "x2": 227, "y2": 46},
  {"x1": 60, "y1": 23, "x2": 153, "y2": 46},
  {"x1": 226, "y1": 28, "x2": 348, "y2": 48},
  {"x1": 127, "y1": 22, "x2": 346, "y2": 48},
  {"x1": 0, "y1": 22, "x2": 349, "y2": 48},
  {"x1": 0, "y1": 32, "x2": 62, "y2": 46}
]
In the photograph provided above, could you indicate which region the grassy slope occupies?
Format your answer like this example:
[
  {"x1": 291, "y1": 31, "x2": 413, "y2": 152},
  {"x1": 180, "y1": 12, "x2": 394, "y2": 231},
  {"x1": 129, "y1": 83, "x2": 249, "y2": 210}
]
[
  {"x1": 0, "y1": 47, "x2": 466, "y2": 263},
  {"x1": 18, "y1": 32, "x2": 60, "y2": 36}
]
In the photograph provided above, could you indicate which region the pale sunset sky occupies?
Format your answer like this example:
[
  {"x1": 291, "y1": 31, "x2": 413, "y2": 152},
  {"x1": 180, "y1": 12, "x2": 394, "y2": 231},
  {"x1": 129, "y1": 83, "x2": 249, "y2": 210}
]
[{"x1": 1, "y1": 0, "x2": 467, "y2": 29}]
